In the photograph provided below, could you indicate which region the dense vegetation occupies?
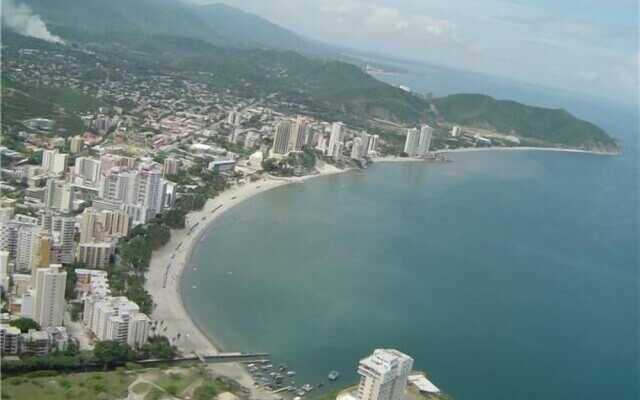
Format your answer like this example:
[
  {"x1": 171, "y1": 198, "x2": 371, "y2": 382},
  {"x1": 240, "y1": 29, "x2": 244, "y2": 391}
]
[
  {"x1": 2, "y1": 338, "x2": 176, "y2": 375},
  {"x1": 1, "y1": 78, "x2": 98, "y2": 135},
  {"x1": 433, "y1": 94, "x2": 618, "y2": 150}
]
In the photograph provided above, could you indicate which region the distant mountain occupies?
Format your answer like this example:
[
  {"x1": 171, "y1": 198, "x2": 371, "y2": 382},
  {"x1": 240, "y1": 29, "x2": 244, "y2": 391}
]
[
  {"x1": 22, "y1": 0, "x2": 327, "y2": 54},
  {"x1": 433, "y1": 94, "x2": 618, "y2": 151}
]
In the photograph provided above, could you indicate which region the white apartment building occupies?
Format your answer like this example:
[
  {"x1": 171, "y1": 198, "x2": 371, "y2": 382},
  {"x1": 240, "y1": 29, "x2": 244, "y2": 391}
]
[
  {"x1": 327, "y1": 122, "x2": 344, "y2": 158},
  {"x1": 41, "y1": 212, "x2": 75, "y2": 265},
  {"x1": 98, "y1": 166, "x2": 167, "y2": 225},
  {"x1": 0, "y1": 215, "x2": 41, "y2": 272},
  {"x1": 356, "y1": 349, "x2": 414, "y2": 400},
  {"x1": 417, "y1": 125, "x2": 433, "y2": 155},
  {"x1": 84, "y1": 295, "x2": 150, "y2": 348},
  {"x1": 271, "y1": 120, "x2": 292, "y2": 156},
  {"x1": 79, "y1": 207, "x2": 130, "y2": 243},
  {"x1": 33, "y1": 264, "x2": 67, "y2": 328},
  {"x1": 77, "y1": 242, "x2": 115, "y2": 269},
  {"x1": 163, "y1": 158, "x2": 180, "y2": 176},
  {"x1": 44, "y1": 178, "x2": 74, "y2": 212},
  {"x1": 0, "y1": 325, "x2": 21, "y2": 354},
  {"x1": 288, "y1": 116, "x2": 307, "y2": 152},
  {"x1": 41, "y1": 149, "x2": 68, "y2": 175},
  {"x1": 403, "y1": 128, "x2": 420, "y2": 156},
  {"x1": 74, "y1": 157, "x2": 101, "y2": 185},
  {"x1": 70, "y1": 135, "x2": 83, "y2": 153},
  {"x1": 0, "y1": 250, "x2": 9, "y2": 291}
]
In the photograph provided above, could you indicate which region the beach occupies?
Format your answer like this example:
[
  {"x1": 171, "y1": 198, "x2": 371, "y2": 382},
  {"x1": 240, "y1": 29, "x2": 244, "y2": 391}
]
[
  {"x1": 145, "y1": 162, "x2": 347, "y2": 393},
  {"x1": 434, "y1": 146, "x2": 618, "y2": 155}
]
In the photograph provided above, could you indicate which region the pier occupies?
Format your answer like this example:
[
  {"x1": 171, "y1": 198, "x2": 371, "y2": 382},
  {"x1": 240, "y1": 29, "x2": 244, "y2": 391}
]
[{"x1": 137, "y1": 352, "x2": 270, "y2": 365}]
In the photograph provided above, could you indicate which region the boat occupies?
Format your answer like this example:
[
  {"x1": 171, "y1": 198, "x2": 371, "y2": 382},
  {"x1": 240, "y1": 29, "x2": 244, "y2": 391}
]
[
  {"x1": 328, "y1": 371, "x2": 340, "y2": 381},
  {"x1": 286, "y1": 371, "x2": 296, "y2": 377},
  {"x1": 302, "y1": 384, "x2": 313, "y2": 392}
]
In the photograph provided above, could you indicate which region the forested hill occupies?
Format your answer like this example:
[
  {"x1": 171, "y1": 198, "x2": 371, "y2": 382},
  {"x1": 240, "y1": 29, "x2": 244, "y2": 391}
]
[{"x1": 433, "y1": 94, "x2": 619, "y2": 151}]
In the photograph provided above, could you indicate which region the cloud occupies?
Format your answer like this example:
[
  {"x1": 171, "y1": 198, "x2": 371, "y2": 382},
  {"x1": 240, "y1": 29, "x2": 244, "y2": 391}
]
[{"x1": 1, "y1": 0, "x2": 64, "y2": 44}]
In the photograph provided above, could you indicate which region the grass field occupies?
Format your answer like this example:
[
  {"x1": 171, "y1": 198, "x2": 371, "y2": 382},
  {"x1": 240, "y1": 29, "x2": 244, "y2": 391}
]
[
  {"x1": 1, "y1": 370, "x2": 135, "y2": 400},
  {"x1": 0, "y1": 365, "x2": 238, "y2": 400}
]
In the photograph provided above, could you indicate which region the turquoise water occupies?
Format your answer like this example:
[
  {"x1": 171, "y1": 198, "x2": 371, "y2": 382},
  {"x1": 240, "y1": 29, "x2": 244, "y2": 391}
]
[{"x1": 183, "y1": 147, "x2": 638, "y2": 399}]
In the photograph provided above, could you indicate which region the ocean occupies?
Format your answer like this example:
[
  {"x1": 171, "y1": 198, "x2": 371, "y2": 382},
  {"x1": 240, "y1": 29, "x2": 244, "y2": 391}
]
[{"x1": 182, "y1": 66, "x2": 639, "y2": 399}]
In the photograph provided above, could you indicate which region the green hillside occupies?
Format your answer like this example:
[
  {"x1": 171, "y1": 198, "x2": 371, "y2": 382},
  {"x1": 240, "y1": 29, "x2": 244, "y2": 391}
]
[
  {"x1": 433, "y1": 94, "x2": 618, "y2": 150},
  {"x1": 1, "y1": 79, "x2": 101, "y2": 135}
]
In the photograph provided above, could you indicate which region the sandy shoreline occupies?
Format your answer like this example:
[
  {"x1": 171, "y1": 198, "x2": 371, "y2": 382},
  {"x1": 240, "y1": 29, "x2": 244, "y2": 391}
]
[
  {"x1": 145, "y1": 162, "x2": 347, "y2": 393},
  {"x1": 433, "y1": 146, "x2": 618, "y2": 155}
]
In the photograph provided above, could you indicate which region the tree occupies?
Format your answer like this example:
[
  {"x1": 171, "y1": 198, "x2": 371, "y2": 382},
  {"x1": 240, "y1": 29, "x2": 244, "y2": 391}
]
[
  {"x1": 139, "y1": 336, "x2": 177, "y2": 360},
  {"x1": 10, "y1": 318, "x2": 40, "y2": 333},
  {"x1": 120, "y1": 236, "x2": 151, "y2": 271},
  {"x1": 147, "y1": 223, "x2": 171, "y2": 249},
  {"x1": 161, "y1": 208, "x2": 186, "y2": 229},
  {"x1": 193, "y1": 384, "x2": 219, "y2": 400},
  {"x1": 63, "y1": 264, "x2": 81, "y2": 300},
  {"x1": 93, "y1": 341, "x2": 134, "y2": 369}
]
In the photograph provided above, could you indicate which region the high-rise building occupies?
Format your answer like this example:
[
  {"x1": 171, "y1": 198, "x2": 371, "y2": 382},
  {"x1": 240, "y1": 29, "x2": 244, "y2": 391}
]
[
  {"x1": 42, "y1": 150, "x2": 69, "y2": 175},
  {"x1": 44, "y1": 179, "x2": 74, "y2": 212},
  {"x1": 77, "y1": 242, "x2": 115, "y2": 269},
  {"x1": 10, "y1": 216, "x2": 42, "y2": 272},
  {"x1": 366, "y1": 135, "x2": 379, "y2": 156},
  {"x1": 417, "y1": 125, "x2": 433, "y2": 155},
  {"x1": 162, "y1": 158, "x2": 180, "y2": 177},
  {"x1": 271, "y1": 120, "x2": 292, "y2": 156},
  {"x1": 41, "y1": 212, "x2": 75, "y2": 264},
  {"x1": 74, "y1": 157, "x2": 101, "y2": 185},
  {"x1": 84, "y1": 295, "x2": 149, "y2": 348},
  {"x1": 403, "y1": 128, "x2": 420, "y2": 156},
  {"x1": 98, "y1": 166, "x2": 166, "y2": 225},
  {"x1": 227, "y1": 111, "x2": 242, "y2": 126},
  {"x1": 69, "y1": 136, "x2": 83, "y2": 154},
  {"x1": 79, "y1": 208, "x2": 129, "y2": 243},
  {"x1": 328, "y1": 122, "x2": 344, "y2": 158},
  {"x1": 351, "y1": 137, "x2": 363, "y2": 160},
  {"x1": 288, "y1": 116, "x2": 307, "y2": 152},
  {"x1": 36, "y1": 234, "x2": 51, "y2": 269},
  {"x1": 0, "y1": 251, "x2": 9, "y2": 291},
  {"x1": 33, "y1": 264, "x2": 67, "y2": 328},
  {"x1": 356, "y1": 349, "x2": 414, "y2": 400}
]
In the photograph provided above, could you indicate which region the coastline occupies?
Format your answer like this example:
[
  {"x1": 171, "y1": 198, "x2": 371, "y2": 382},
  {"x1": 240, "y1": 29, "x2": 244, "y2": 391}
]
[
  {"x1": 145, "y1": 145, "x2": 612, "y2": 391},
  {"x1": 145, "y1": 162, "x2": 349, "y2": 393},
  {"x1": 433, "y1": 146, "x2": 618, "y2": 156}
]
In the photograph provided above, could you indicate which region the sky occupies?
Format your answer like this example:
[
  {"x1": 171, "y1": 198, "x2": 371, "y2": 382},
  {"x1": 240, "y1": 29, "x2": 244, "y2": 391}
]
[{"x1": 193, "y1": 0, "x2": 639, "y2": 105}]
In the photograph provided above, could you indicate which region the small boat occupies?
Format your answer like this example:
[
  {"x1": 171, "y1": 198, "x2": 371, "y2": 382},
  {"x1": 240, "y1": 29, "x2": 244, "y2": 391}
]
[
  {"x1": 296, "y1": 390, "x2": 306, "y2": 397},
  {"x1": 302, "y1": 384, "x2": 313, "y2": 392},
  {"x1": 286, "y1": 371, "x2": 296, "y2": 377},
  {"x1": 328, "y1": 371, "x2": 340, "y2": 381}
]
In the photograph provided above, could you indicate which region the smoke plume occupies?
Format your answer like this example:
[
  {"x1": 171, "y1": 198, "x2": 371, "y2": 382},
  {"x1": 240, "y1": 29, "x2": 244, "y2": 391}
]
[{"x1": 2, "y1": 0, "x2": 65, "y2": 44}]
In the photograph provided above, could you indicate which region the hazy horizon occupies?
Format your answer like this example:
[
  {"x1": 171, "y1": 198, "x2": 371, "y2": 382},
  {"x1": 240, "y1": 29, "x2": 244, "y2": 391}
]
[{"x1": 190, "y1": 0, "x2": 639, "y2": 106}]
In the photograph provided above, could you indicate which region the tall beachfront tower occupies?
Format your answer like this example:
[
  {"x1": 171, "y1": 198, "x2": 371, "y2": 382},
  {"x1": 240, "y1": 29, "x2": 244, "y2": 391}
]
[
  {"x1": 328, "y1": 122, "x2": 344, "y2": 157},
  {"x1": 272, "y1": 120, "x2": 293, "y2": 155},
  {"x1": 404, "y1": 128, "x2": 419, "y2": 156},
  {"x1": 288, "y1": 116, "x2": 307, "y2": 152},
  {"x1": 418, "y1": 125, "x2": 434, "y2": 156},
  {"x1": 356, "y1": 349, "x2": 414, "y2": 400},
  {"x1": 33, "y1": 264, "x2": 67, "y2": 328}
]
